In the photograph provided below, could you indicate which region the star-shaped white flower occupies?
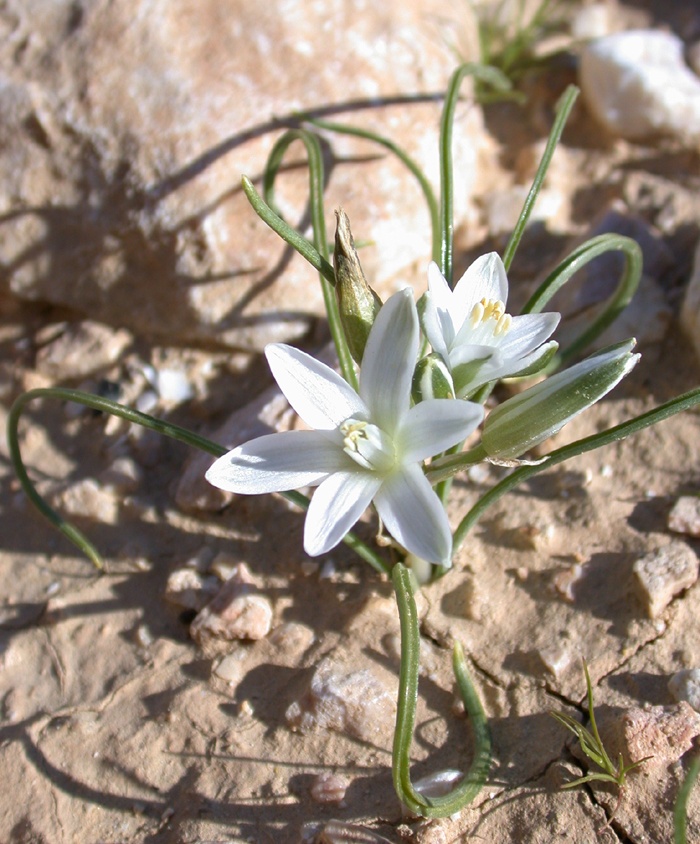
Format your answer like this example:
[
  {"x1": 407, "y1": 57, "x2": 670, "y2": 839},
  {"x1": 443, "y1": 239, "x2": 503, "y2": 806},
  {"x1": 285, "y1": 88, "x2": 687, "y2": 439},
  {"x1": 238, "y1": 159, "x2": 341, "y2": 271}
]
[
  {"x1": 206, "y1": 289, "x2": 484, "y2": 566},
  {"x1": 422, "y1": 254, "x2": 560, "y2": 398}
]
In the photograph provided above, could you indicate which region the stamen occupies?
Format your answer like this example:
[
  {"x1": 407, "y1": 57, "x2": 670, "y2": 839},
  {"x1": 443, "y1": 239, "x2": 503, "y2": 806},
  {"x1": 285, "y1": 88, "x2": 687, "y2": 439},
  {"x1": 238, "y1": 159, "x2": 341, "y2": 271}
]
[{"x1": 469, "y1": 297, "x2": 511, "y2": 335}]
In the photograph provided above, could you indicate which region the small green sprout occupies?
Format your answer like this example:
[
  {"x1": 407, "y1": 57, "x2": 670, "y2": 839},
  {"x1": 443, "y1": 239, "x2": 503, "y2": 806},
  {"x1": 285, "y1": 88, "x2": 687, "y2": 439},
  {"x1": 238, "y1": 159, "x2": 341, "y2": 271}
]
[
  {"x1": 551, "y1": 660, "x2": 652, "y2": 827},
  {"x1": 466, "y1": 0, "x2": 570, "y2": 102}
]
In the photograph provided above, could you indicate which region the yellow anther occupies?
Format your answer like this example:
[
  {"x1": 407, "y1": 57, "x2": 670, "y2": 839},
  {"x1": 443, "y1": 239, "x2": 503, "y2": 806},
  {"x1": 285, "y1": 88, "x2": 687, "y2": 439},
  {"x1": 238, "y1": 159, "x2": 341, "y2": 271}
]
[
  {"x1": 470, "y1": 297, "x2": 510, "y2": 334},
  {"x1": 494, "y1": 313, "x2": 512, "y2": 336}
]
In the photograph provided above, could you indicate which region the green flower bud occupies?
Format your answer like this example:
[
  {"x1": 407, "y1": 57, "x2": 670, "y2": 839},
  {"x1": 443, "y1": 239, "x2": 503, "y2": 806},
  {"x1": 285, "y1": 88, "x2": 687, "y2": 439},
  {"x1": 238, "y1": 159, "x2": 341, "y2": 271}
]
[
  {"x1": 482, "y1": 340, "x2": 640, "y2": 460},
  {"x1": 412, "y1": 353, "x2": 455, "y2": 402},
  {"x1": 333, "y1": 209, "x2": 382, "y2": 364}
]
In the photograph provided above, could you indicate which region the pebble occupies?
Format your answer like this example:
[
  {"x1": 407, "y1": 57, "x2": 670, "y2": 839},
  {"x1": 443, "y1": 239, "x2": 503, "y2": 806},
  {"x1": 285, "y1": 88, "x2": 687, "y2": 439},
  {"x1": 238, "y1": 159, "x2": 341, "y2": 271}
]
[
  {"x1": 190, "y1": 564, "x2": 273, "y2": 644},
  {"x1": 211, "y1": 651, "x2": 247, "y2": 686},
  {"x1": 668, "y1": 669, "x2": 700, "y2": 712},
  {"x1": 632, "y1": 541, "x2": 699, "y2": 618},
  {"x1": 596, "y1": 702, "x2": 700, "y2": 771},
  {"x1": 34, "y1": 320, "x2": 132, "y2": 380},
  {"x1": 98, "y1": 456, "x2": 143, "y2": 495},
  {"x1": 285, "y1": 656, "x2": 395, "y2": 744},
  {"x1": 309, "y1": 772, "x2": 350, "y2": 805},
  {"x1": 668, "y1": 496, "x2": 700, "y2": 538},
  {"x1": 681, "y1": 239, "x2": 700, "y2": 363},
  {"x1": 56, "y1": 478, "x2": 119, "y2": 525},
  {"x1": 164, "y1": 568, "x2": 220, "y2": 611},
  {"x1": 580, "y1": 30, "x2": 700, "y2": 143}
]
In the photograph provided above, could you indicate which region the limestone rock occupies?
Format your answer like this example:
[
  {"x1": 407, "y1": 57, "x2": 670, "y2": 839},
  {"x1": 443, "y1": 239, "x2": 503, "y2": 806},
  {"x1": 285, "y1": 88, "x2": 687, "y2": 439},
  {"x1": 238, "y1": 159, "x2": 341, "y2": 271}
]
[
  {"x1": 190, "y1": 563, "x2": 273, "y2": 644},
  {"x1": 632, "y1": 541, "x2": 699, "y2": 618},
  {"x1": 580, "y1": 30, "x2": 700, "y2": 143},
  {"x1": 668, "y1": 496, "x2": 700, "y2": 539},
  {"x1": 285, "y1": 654, "x2": 396, "y2": 744},
  {"x1": 681, "y1": 238, "x2": 700, "y2": 364},
  {"x1": 0, "y1": 0, "x2": 491, "y2": 349},
  {"x1": 34, "y1": 320, "x2": 132, "y2": 380}
]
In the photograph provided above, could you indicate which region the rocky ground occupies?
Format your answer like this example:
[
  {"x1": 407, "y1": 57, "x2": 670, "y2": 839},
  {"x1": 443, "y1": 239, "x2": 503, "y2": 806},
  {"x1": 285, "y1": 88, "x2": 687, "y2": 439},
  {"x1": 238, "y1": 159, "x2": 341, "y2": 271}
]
[{"x1": 1, "y1": 1, "x2": 700, "y2": 842}]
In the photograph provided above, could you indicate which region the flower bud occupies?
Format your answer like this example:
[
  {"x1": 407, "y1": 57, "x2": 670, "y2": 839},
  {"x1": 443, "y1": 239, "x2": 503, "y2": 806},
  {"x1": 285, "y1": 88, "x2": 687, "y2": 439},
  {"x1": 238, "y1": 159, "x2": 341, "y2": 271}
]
[
  {"x1": 412, "y1": 353, "x2": 455, "y2": 402},
  {"x1": 482, "y1": 340, "x2": 640, "y2": 459},
  {"x1": 333, "y1": 209, "x2": 382, "y2": 364}
]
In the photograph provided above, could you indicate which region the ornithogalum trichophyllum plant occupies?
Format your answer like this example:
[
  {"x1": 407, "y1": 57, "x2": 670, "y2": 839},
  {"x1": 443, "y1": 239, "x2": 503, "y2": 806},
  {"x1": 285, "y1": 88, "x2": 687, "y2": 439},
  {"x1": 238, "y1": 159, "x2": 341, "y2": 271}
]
[{"x1": 7, "y1": 76, "x2": 700, "y2": 820}]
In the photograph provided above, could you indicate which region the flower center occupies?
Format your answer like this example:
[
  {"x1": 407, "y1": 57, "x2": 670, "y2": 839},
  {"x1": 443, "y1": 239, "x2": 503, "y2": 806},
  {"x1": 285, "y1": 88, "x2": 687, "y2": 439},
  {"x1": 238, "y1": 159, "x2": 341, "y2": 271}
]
[
  {"x1": 340, "y1": 417, "x2": 396, "y2": 473},
  {"x1": 469, "y1": 297, "x2": 512, "y2": 337}
]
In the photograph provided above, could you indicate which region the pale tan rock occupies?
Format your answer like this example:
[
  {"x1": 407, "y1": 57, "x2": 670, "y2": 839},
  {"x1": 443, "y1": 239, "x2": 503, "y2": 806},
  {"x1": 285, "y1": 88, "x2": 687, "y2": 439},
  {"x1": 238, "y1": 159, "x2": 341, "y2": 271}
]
[
  {"x1": 34, "y1": 320, "x2": 132, "y2": 380},
  {"x1": 190, "y1": 564, "x2": 272, "y2": 644},
  {"x1": 668, "y1": 669, "x2": 700, "y2": 712},
  {"x1": 285, "y1": 655, "x2": 396, "y2": 744},
  {"x1": 98, "y1": 456, "x2": 143, "y2": 495},
  {"x1": 632, "y1": 541, "x2": 699, "y2": 618},
  {"x1": 164, "y1": 568, "x2": 219, "y2": 611},
  {"x1": 309, "y1": 772, "x2": 350, "y2": 805},
  {"x1": 596, "y1": 702, "x2": 700, "y2": 770},
  {"x1": 0, "y1": 0, "x2": 491, "y2": 349},
  {"x1": 681, "y1": 238, "x2": 700, "y2": 363},
  {"x1": 55, "y1": 478, "x2": 119, "y2": 525},
  {"x1": 668, "y1": 496, "x2": 700, "y2": 538}
]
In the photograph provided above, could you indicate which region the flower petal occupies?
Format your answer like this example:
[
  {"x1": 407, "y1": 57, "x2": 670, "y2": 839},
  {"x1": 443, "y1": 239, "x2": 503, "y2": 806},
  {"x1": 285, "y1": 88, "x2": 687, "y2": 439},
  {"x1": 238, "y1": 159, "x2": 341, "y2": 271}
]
[
  {"x1": 481, "y1": 312, "x2": 560, "y2": 359},
  {"x1": 421, "y1": 289, "x2": 452, "y2": 361},
  {"x1": 304, "y1": 470, "x2": 381, "y2": 556},
  {"x1": 266, "y1": 344, "x2": 366, "y2": 431},
  {"x1": 359, "y1": 288, "x2": 418, "y2": 433},
  {"x1": 374, "y1": 463, "x2": 453, "y2": 566},
  {"x1": 205, "y1": 430, "x2": 350, "y2": 493},
  {"x1": 397, "y1": 398, "x2": 484, "y2": 462},
  {"x1": 450, "y1": 253, "x2": 508, "y2": 326}
]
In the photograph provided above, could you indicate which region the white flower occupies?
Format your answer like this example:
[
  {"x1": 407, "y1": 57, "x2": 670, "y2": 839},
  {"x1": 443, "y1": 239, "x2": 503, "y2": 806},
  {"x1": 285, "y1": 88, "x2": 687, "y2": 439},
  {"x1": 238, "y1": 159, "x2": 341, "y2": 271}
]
[
  {"x1": 206, "y1": 289, "x2": 484, "y2": 566},
  {"x1": 422, "y1": 254, "x2": 560, "y2": 398}
]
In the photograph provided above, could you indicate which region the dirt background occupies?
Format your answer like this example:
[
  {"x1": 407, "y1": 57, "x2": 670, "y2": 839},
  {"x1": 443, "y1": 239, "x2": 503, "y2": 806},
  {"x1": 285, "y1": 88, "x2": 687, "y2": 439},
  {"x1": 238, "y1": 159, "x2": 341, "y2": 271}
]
[{"x1": 2, "y1": 1, "x2": 700, "y2": 843}]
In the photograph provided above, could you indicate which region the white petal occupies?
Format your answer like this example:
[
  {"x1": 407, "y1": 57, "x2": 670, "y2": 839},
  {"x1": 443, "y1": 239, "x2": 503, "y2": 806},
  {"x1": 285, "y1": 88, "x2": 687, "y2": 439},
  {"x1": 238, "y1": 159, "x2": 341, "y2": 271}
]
[
  {"x1": 205, "y1": 430, "x2": 349, "y2": 493},
  {"x1": 304, "y1": 470, "x2": 381, "y2": 556},
  {"x1": 359, "y1": 288, "x2": 418, "y2": 433},
  {"x1": 428, "y1": 261, "x2": 456, "y2": 338},
  {"x1": 266, "y1": 344, "x2": 366, "y2": 431},
  {"x1": 485, "y1": 312, "x2": 560, "y2": 359},
  {"x1": 374, "y1": 464, "x2": 453, "y2": 566},
  {"x1": 397, "y1": 399, "x2": 484, "y2": 462},
  {"x1": 421, "y1": 290, "x2": 452, "y2": 361},
  {"x1": 453, "y1": 253, "x2": 508, "y2": 317}
]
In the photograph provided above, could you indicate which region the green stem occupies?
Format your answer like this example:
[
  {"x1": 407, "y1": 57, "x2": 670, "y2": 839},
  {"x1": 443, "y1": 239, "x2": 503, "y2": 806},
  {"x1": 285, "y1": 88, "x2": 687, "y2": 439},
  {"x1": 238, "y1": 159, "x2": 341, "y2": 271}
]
[
  {"x1": 259, "y1": 129, "x2": 358, "y2": 390},
  {"x1": 241, "y1": 176, "x2": 334, "y2": 282},
  {"x1": 675, "y1": 756, "x2": 700, "y2": 844},
  {"x1": 7, "y1": 388, "x2": 391, "y2": 575},
  {"x1": 453, "y1": 386, "x2": 700, "y2": 554},
  {"x1": 502, "y1": 84, "x2": 579, "y2": 272},
  {"x1": 391, "y1": 563, "x2": 491, "y2": 817},
  {"x1": 522, "y1": 233, "x2": 642, "y2": 368},
  {"x1": 439, "y1": 63, "x2": 513, "y2": 287},
  {"x1": 303, "y1": 116, "x2": 441, "y2": 266}
]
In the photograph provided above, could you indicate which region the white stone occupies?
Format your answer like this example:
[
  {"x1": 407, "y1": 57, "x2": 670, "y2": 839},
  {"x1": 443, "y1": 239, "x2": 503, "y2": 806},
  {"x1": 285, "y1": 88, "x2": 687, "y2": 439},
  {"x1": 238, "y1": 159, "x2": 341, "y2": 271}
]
[
  {"x1": 632, "y1": 541, "x2": 699, "y2": 618},
  {"x1": 285, "y1": 655, "x2": 396, "y2": 744},
  {"x1": 668, "y1": 496, "x2": 700, "y2": 539},
  {"x1": 668, "y1": 669, "x2": 700, "y2": 712},
  {"x1": 164, "y1": 568, "x2": 220, "y2": 611},
  {"x1": 0, "y1": 0, "x2": 492, "y2": 350},
  {"x1": 580, "y1": 30, "x2": 700, "y2": 142},
  {"x1": 681, "y1": 238, "x2": 700, "y2": 364}
]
